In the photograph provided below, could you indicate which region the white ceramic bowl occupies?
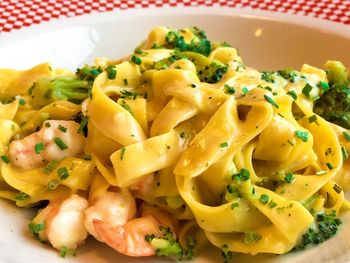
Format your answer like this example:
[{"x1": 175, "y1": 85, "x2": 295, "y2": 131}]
[{"x1": 0, "y1": 7, "x2": 350, "y2": 263}]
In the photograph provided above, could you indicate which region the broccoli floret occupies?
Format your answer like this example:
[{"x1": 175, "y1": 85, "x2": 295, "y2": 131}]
[
  {"x1": 313, "y1": 61, "x2": 350, "y2": 129},
  {"x1": 220, "y1": 244, "x2": 235, "y2": 263},
  {"x1": 314, "y1": 86, "x2": 350, "y2": 128},
  {"x1": 152, "y1": 51, "x2": 228, "y2": 84},
  {"x1": 145, "y1": 226, "x2": 183, "y2": 260},
  {"x1": 145, "y1": 226, "x2": 197, "y2": 260},
  {"x1": 188, "y1": 27, "x2": 212, "y2": 56},
  {"x1": 293, "y1": 211, "x2": 342, "y2": 251},
  {"x1": 59, "y1": 246, "x2": 77, "y2": 258},
  {"x1": 324, "y1": 60, "x2": 349, "y2": 88},
  {"x1": 181, "y1": 51, "x2": 228, "y2": 83},
  {"x1": 29, "y1": 77, "x2": 90, "y2": 108},
  {"x1": 200, "y1": 61, "x2": 228, "y2": 83},
  {"x1": 159, "y1": 27, "x2": 212, "y2": 56}
]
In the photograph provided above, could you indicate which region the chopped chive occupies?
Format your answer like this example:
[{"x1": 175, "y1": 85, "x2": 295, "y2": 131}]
[
  {"x1": 242, "y1": 87, "x2": 249, "y2": 95},
  {"x1": 284, "y1": 172, "x2": 295, "y2": 183},
  {"x1": 259, "y1": 194, "x2": 269, "y2": 205},
  {"x1": 286, "y1": 90, "x2": 297, "y2": 100},
  {"x1": 120, "y1": 90, "x2": 138, "y2": 100},
  {"x1": 224, "y1": 84, "x2": 235, "y2": 95},
  {"x1": 220, "y1": 142, "x2": 228, "y2": 148},
  {"x1": 57, "y1": 167, "x2": 69, "y2": 180},
  {"x1": 1, "y1": 155, "x2": 10, "y2": 164},
  {"x1": 14, "y1": 192, "x2": 29, "y2": 201},
  {"x1": 232, "y1": 168, "x2": 250, "y2": 181},
  {"x1": 45, "y1": 122, "x2": 51, "y2": 128},
  {"x1": 131, "y1": 55, "x2": 142, "y2": 65},
  {"x1": 19, "y1": 98, "x2": 26, "y2": 105},
  {"x1": 302, "y1": 83, "x2": 313, "y2": 97},
  {"x1": 264, "y1": 95, "x2": 279, "y2": 108},
  {"x1": 120, "y1": 147, "x2": 126, "y2": 160},
  {"x1": 28, "y1": 222, "x2": 45, "y2": 237},
  {"x1": 47, "y1": 179, "x2": 60, "y2": 190},
  {"x1": 287, "y1": 139, "x2": 295, "y2": 146},
  {"x1": 343, "y1": 131, "x2": 350, "y2": 142},
  {"x1": 295, "y1": 130, "x2": 308, "y2": 142},
  {"x1": 83, "y1": 154, "x2": 92, "y2": 160},
  {"x1": 316, "y1": 170, "x2": 327, "y2": 176},
  {"x1": 268, "y1": 200, "x2": 277, "y2": 208},
  {"x1": 190, "y1": 83, "x2": 197, "y2": 88},
  {"x1": 42, "y1": 160, "x2": 59, "y2": 174},
  {"x1": 53, "y1": 137, "x2": 68, "y2": 150},
  {"x1": 318, "y1": 81, "x2": 329, "y2": 91},
  {"x1": 105, "y1": 65, "x2": 117, "y2": 79},
  {"x1": 179, "y1": 131, "x2": 187, "y2": 139},
  {"x1": 230, "y1": 202, "x2": 239, "y2": 210},
  {"x1": 121, "y1": 103, "x2": 133, "y2": 115},
  {"x1": 308, "y1": 115, "x2": 318, "y2": 124},
  {"x1": 333, "y1": 184, "x2": 343, "y2": 194},
  {"x1": 277, "y1": 113, "x2": 284, "y2": 118},
  {"x1": 77, "y1": 116, "x2": 88, "y2": 134},
  {"x1": 123, "y1": 78, "x2": 128, "y2": 86},
  {"x1": 135, "y1": 49, "x2": 143, "y2": 54},
  {"x1": 263, "y1": 86, "x2": 272, "y2": 92},
  {"x1": 342, "y1": 146, "x2": 348, "y2": 160},
  {"x1": 34, "y1": 142, "x2": 44, "y2": 154},
  {"x1": 58, "y1": 125, "x2": 67, "y2": 132},
  {"x1": 326, "y1": 162, "x2": 334, "y2": 170}
]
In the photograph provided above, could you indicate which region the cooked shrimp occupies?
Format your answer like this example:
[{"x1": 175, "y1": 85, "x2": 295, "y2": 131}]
[
  {"x1": 31, "y1": 194, "x2": 89, "y2": 250},
  {"x1": 94, "y1": 215, "x2": 162, "y2": 257},
  {"x1": 130, "y1": 174, "x2": 155, "y2": 195},
  {"x1": 93, "y1": 202, "x2": 178, "y2": 257},
  {"x1": 84, "y1": 191, "x2": 136, "y2": 241},
  {"x1": 9, "y1": 120, "x2": 85, "y2": 169}
]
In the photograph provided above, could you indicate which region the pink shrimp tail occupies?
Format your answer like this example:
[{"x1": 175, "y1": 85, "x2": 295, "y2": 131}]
[
  {"x1": 93, "y1": 219, "x2": 127, "y2": 254},
  {"x1": 93, "y1": 218, "x2": 156, "y2": 257}
]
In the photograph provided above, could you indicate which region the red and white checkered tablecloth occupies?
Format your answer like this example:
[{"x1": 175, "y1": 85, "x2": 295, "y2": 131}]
[{"x1": 0, "y1": 0, "x2": 349, "y2": 33}]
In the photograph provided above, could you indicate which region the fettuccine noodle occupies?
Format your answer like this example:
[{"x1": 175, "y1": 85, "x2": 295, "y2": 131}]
[{"x1": 0, "y1": 26, "x2": 349, "y2": 260}]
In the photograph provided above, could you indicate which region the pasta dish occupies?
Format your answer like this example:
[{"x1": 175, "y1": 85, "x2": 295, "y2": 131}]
[{"x1": 0, "y1": 26, "x2": 349, "y2": 261}]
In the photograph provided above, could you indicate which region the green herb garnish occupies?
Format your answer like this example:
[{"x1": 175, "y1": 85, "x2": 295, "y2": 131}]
[{"x1": 53, "y1": 137, "x2": 68, "y2": 150}]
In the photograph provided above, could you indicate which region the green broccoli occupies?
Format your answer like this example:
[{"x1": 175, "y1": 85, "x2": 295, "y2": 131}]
[
  {"x1": 145, "y1": 226, "x2": 197, "y2": 260},
  {"x1": 157, "y1": 27, "x2": 212, "y2": 56},
  {"x1": 180, "y1": 51, "x2": 228, "y2": 83},
  {"x1": 293, "y1": 211, "x2": 342, "y2": 251},
  {"x1": 145, "y1": 226, "x2": 183, "y2": 260},
  {"x1": 313, "y1": 61, "x2": 350, "y2": 128},
  {"x1": 324, "y1": 60, "x2": 349, "y2": 88},
  {"x1": 220, "y1": 244, "x2": 235, "y2": 263},
  {"x1": 28, "y1": 77, "x2": 90, "y2": 108},
  {"x1": 152, "y1": 51, "x2": 228, "y2": 84}
]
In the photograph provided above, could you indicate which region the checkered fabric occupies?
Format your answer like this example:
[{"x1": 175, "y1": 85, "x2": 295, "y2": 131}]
[{"x1": 0, "y1": 0, "x2": 349, "y2": 32}]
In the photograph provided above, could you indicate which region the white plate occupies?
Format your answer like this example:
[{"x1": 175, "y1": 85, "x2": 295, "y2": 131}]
[{"x1": 0, "y1": 7, "x2": 350, "y2": 263}]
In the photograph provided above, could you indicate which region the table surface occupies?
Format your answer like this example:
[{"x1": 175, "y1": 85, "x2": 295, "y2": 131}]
[{"x1": 0, "y1": 0, "x2": 349, "y2": 33}]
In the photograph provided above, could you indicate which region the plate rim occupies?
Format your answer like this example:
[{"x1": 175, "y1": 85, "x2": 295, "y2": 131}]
[{"x1": 0, "y1": 6, "x2": 349, "y2": 44}]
